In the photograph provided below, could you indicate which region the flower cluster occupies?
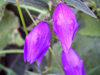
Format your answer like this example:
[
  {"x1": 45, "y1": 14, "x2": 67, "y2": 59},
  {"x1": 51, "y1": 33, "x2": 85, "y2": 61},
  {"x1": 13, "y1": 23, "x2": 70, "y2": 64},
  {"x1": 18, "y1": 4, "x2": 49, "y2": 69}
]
[
  {"x1": 24, "y1": 3, "x2": 85, "y2": 75},
  {"x1": 53, "y1": 3, "x2": 85, "y2": 75}
]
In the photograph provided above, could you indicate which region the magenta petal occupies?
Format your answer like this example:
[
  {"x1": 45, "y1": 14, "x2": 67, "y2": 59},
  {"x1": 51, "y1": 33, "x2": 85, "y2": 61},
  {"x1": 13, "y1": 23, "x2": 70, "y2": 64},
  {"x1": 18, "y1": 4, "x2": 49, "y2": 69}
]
[
  {"x1": 24, "y1": 21, "x2": 50, "y2": 66},
  {"x1": 53, "y1": 3, "x2": 78, "y2": 52},
  {"x1": 61, "y1": 48, "x2": 85, "y2": 75}
]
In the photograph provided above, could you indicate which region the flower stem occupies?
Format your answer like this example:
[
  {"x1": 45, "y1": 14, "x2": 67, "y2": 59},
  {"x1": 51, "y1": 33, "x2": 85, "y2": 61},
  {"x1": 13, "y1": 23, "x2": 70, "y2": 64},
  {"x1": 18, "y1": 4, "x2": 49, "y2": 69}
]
[
  {"x1": 48, "y1": 25, "x2": 53, "y2": 69},
  {"x1": 48, "y1": 0, "x2": 53, "y2": 70},
  {"x1": 48, "y1": 49, "x2": 52, "y2": 68},
  {"x1": 0, "y1": 49, "x2": 23, "y2": 54},
  {"x1": 16, "y1": 0, "x2": 28, "y2": 35}
]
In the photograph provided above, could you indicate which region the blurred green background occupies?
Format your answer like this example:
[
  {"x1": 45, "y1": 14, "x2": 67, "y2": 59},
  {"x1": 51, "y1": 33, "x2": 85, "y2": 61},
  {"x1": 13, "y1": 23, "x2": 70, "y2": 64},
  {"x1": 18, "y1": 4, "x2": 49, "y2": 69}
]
[{"x1": 0, "y1": 0, "x2": 100, "y2": 75}]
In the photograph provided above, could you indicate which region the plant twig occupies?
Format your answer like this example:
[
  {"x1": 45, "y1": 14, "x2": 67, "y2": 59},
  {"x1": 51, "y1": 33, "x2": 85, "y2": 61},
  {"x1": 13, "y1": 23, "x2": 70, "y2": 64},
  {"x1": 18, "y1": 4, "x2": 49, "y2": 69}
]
[{"x1": 16, "y1": 0, "x2": 28, "y2": 35}]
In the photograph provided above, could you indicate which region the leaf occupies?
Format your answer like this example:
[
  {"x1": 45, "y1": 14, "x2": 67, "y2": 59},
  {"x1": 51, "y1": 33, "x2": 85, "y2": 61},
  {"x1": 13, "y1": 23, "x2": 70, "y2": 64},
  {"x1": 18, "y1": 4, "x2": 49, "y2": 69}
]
[
  {"x1": 5, "y1": 53, "x2": 28, "y2": 75},
  {"x1": 20, "y1": 4, "x2": 47, "y2": 15},
  {"x1": 72, "y1": 34, "x2": 95, "y2": 54},
  {"x1": 9, "y1": 55, "x2": 27, "y2": 75},
  {"x1": 45, "y1": 42, "x2": 63, "y2": 74},
  {"x1": 72, "y1": 34, "x2": 100, "y2": 75},
  {"x1": 95, "y1": 0, "x2": 100, "y2": 7},
  {"x1": 12, "y1": 32, "x2": 24, "y2": 46},
  {"x1": 7, "y1": 0, "x2": 49, "y2": 14},
  {"x1": 0, "y1": 0, "x2": 6, "y2": 21},
  {"x1": 25, "y1": 71, "x2": 39, "y2": 75},
  {"x1": 0, "y1": 10, "x2": 19, "y2": 49},
  {"x1": 52, "y1": 42, "x2": 62, "y2": 67},
  {"x1": 87, "y1": 65, "x2": 100, "y2": 75},
  {"x1": 8, "y1": 0, "x2": 48, "y2": 8},
  {"x1": 51, "y1": 67, "x2": 62, "y2": 75},
  {"x1": 65, "y1": 0, "x2": 97, "y2": 18},
  {"x1": 25, "y1": 71, "x2": 58, "y2": 75},
  {"x1": 78, "y1": 13, "x2": 100, "y2": 37},
  {"x1": 0, "y1": 64, "x2": 17, "y2": 75}
]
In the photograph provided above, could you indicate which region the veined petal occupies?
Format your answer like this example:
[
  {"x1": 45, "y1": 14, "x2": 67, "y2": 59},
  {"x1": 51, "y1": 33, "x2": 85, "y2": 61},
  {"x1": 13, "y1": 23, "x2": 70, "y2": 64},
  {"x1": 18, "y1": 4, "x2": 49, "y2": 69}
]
[
  {"x1": 24, "y1": 21, "x2": 50, "y2": 66},
  {"x1": 61, "y1": 48, "x2": 85, "y2": 75},
  {"x1": 53, "y1": 3, "x2": 78, "y2": 52}
]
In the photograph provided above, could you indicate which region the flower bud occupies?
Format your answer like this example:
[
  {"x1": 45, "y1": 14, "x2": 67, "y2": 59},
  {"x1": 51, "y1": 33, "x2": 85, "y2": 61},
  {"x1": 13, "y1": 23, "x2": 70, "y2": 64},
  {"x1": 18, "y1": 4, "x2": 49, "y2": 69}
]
[
  {"x1": 61, "y1": 48, "x2": 85, "y2": 75},
  {"x1": 53, "y1": 3, "x2": 78, "y2": 52},
  {"x1": 24, "y1": 21, "x2": 51, "y2": 66}
]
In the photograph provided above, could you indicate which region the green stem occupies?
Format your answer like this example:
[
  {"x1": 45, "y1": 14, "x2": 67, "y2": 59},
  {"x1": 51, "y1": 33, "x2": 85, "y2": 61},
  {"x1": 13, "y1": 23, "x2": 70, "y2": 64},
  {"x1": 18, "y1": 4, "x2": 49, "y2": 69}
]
[
  {"x1": 48, "y1": 25, "x2": 53, "y2": 69},
  {"x1": 25, "y1": 8, "x2": 37, "y2": 25},
  {"x1": 16, "y1": 0, "x2": 28, "y2": 35},
  {"x1": 47, "y1": 0, "x2": 53, "y2": 70},
  {"x1": 48, "y1": 49, "x2": 52, "y2": 68},
  {"x1": 0, "y1": 49, "x2": 23, "y2": 54}
]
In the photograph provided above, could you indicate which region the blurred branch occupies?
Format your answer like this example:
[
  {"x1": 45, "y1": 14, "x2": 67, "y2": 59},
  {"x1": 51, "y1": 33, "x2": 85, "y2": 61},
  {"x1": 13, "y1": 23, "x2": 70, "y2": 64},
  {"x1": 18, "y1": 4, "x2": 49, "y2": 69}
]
[{"x1": 0, "y1": 49, "x2": 23, "y2": 54}]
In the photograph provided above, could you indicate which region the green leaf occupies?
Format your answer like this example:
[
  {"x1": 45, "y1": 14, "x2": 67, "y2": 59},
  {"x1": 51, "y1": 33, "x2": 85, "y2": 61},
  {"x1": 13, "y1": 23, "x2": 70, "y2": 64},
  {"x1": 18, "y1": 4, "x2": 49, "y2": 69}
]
[
  {"x1": 7, "y1": 0, "x2": 49, "y2": 8},
  {"x1": 0, "y1": 64, "x2": 17, "y2": 75},
  {"x1": 65, "y1": 0, "x2": 97, "y2": 18},
  {"x1": 87, "y1": 65, "x2": 100, "y2": 75},
  {"x1": 78, "y1": 13, "x2": 100, "y2": 37},
  {"x1": 95, "y1": 0, "x2": 100, "y2": 7},
  {"x1": 51, "y1": 67, "x2": 62, "y2": 75},
  {"x1": 45, "y1": 42, "x2": 63, "y2": 74},
  {"x1": 25, "y1": 71, "x2": 58, "y2": 75},
  {"x1": 9, "y1": 55, "x2": 27, "y2": 75},
  {"x1": 0, "y1": 10, "x2": 19, "y2": 49},
  {"x1": 25, "y1": 71, "x2": 38, "y2": 75},
  {"x1": 20, "y1": 4, "x2": 47, "y2": 15},
  {"x1": 0, "y1": 0, "x2": 6, "y2": 20},
  {"x1": 7, "y1": 0, "x2": 49, "y2": 14},
  {"x1": 52, "y1": 42, "x2": 62, "y2": 67},
  {"x1": 13, "y1": 33, "x2": 24, "y2": 46},
  {"x1": 72, "y1": 34, "x2": 100, "y2": 75}
]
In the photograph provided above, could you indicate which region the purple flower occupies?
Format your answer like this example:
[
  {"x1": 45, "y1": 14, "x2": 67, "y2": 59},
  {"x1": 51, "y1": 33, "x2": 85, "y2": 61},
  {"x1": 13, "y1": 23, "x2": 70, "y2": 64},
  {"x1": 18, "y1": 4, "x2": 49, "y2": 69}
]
[
  {"x1": 53, "y1": 3, "x2": 78, "y2": 53},
  {"x1": 24, "y1": 21, "x2": 50, "y2": 66},
  {"x1": 53, "y1": 3, "x2": 85, "y2": 75},
  {"x1": 61, "y1": 48, "x2": 85, "y2": 75}
]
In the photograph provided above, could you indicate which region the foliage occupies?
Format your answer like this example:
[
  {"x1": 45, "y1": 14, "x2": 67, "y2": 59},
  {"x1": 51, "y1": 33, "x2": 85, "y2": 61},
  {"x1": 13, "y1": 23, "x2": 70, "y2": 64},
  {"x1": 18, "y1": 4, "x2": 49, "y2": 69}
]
[
  {"x1": 0, "y1": 10, "x2": 19, "y2": 49},
  {"x1": 79, "y1": 13, "x2": 100, "y2": 37}
]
